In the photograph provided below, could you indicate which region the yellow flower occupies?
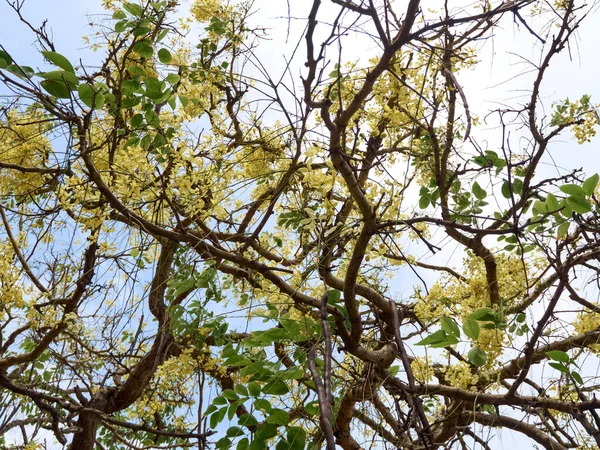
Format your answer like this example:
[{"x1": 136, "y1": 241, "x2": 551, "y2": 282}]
[
  {"x1": 445, "y1": 362, "x2": 479, "y2": 390},
  {"x1": 190, "y1": 0, "x2": 222, "y2": 22},
  {"x1": 411, "y1": 356, "x2": 434, "y2": 383}
]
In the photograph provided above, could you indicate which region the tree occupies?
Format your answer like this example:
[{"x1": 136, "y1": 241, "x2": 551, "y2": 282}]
[{"x1": 1, "y1": 0, "x2": 600, "y2": 448}]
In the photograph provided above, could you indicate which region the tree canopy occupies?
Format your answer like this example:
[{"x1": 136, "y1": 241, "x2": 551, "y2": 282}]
[{"x1": 1, "y1": 0, "x2": 600, "y2": 449}]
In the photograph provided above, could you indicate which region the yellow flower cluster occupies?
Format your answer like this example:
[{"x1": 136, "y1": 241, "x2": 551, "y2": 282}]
[
  {"x1": 156, "y1": 348, "x2": 197, "y2": 388},
  {"x1": 130, "y1": 346, "x2": 224, "y2": 419},
  {"x1": 0, "y1": 109, "x2": 51, "y2": 197},
  {"x1": 0, "y1": 240, "x2": 26, "y2": 315},
  {"x1": 410, "y1": 356, "x2": 434, "y2": 383},
  {"x1": 197, "y1": 346, "x2": 228, "y2": 377},
  {"x1": 26, "y1": 303, "x2": 60, "y2": 330},
  {"x1": 477, "y1": 328, "x2": 504, "y2": 364},
  {"x1": 551, "y1": 96, "x2": 600, "y2": 144},
  {"x1": 190, "y1": 0, "x2": 222, "y2": 22},
  {"x1": 444, "y1": 361, "x2": 479, "y2": 390},
  {"x1": 573, "y1": 305, "x2": 600, "y2": 346},
  {"x1": 414, "y1": 255, "x2": 530, "y2": 321},
  {"x1": 287, "y1": 307, "x2": 305, "y2": 321},
  {"x1": 131, "y1": 393, "x2": 169, "y2": 417},
  {"x1": 299, "y1": 166, "x2": 336, "y2": 197},
  {"x1": 413, "y1": 255, "x2": 535, "y2": 364}
]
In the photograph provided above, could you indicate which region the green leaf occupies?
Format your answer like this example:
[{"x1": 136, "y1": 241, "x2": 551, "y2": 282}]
[
  {"x1": 513, "y1": 178, "x2": 523, "y2": 195},
  {"x1": 287, "y1": 427, "x2": 306, "y2": 450},
  {"x1": 566, "y1": 196, "x2": 592, "y2": 214},
  {"x1": 304, "y1": 401, "x2": 319, "y2": 416},
  {"x1": 560, "y1": 184, "x2": 587, "y2": 198},
  {"x1": 237, "y1": 439, "x2": 250, "y2": 450},
  {"x1": 122, "y1": 79, "x2": 142, "y2": 95},
  {"x1": 532, "y1": 200, "x2": 547, "y2": 215},
  {"x1": 150, "y1": 90, "x2": 171, "y2": 104},
  {"x1": 327, "y1": 290, "x2": 341, "y2": 303},
  {"x1": 249, "y1": 439, "x2": 267, "y2": 450},
  {"x1": 41, "y1": 51, "x2": 75, "y2": 74},
  {"x1": 145, "y1": 109, "x2": 160, "y2": 127},
  {"x1": 0, "y1": 50, "x2": 12, "y2": 65},
  {"x1": 248, "y1": 381, "x2": 261, "y2": 396},
  {"x1": 419, "y1": 195, "x2": 430, "y2": 209},
  {"x1": 133, "y1": 26, "x2": 151, "y2": 37},
  {"x1": 78, "y1": 84, "x2": 104, "y2": 109},
  {"x1": 115, "y1": 20, "x2": 129, "y2": 33},
  {"x1": 127, "y1": 65, "x2": 145, "y2": 76},
  {"x1": 227, "y1": 427, "x2": 245, "y2": 438},
  {"x1": 546, "y1": 193, "x2": 560, "y2": 212},
  {"x1": 263, "y1": 379, "x2": 288, "y2": 395},
  {"x1": 0, "y1": 51, "x2": 12, "y2": 68},
  {"x1": 123, "y1": 1, "x2": 143, "y2": 16},
  {"x1": 255, "y1": 424, "x2": 278, "y2": 440},
  {"x1": 280, "y1": 367, "x2": 304, "y2": 380},
  {"x1": 38, "y1": 70, "x2": 79, "y2": 89},
  {"x1": 210, "y1": 408, "x2": 224, "y2": 428},
  {"x1": 40, "y1": 80, "x2": 71, "y2": 98},
  {"x1": 276, "y1": 439, "x2": 291, "y2": 450},
  {"x1": 216, "y1": 438, "x2": 232, "y2": 450},
  {"x1": 441, "y1": 317, "x2": 461, "y2": 338},
  {"x1": 166, "y1": 73, "x2": 180, "y2": 84},
  {"x1": 144, "y1": 76, "x2": 163, "y2": 93},
  {"x1": 132, "y1": 40, "x2": 153, "y2": 58},
  {"x1": 213, "y1": 396, "x2": 227, "y2": 405},
  {"x1": 239, "y1": 414, "x2": 258, "y2": 427},
  {"x1": 557, "y1": 198, "x2": 570, "y2": 217},
  {"x1": 501, "y1": 181, "x2": 512, "y2": 199},
  {"x1": 6, "y1": 64, "x2": 34, "y2": 79},
  {"x1": 546, "y1": 350, "x2": 570, "y2": 363},
  {"x1": 468, "y1": 346, "x2": 487, "y2": 367},
  {"x1": 234, "y1": 384, "x2": 249, "y2": 397},
  {"x1": 415, "y1": 329, "x2": 458, "y2": 348},
  {"x1": 582, "y1": 173, "x2": 599, "y2": 196},
  {"x1": 430, "y1": 336, "x2": 459, "y2": 348},
  {"x1": 130, "y1": 113, "x2": 144, "y2": 128},
  {"x1": 472, "y1": 181, "x2": 487, "y2": 200},
  {"x1": 463, "y1": 317, "x2": 480, "y2": 341},
  {"x1": 549, "y1": 362, "x2": 570, "y2": 374},
  {"x1": 158, "y1": 48, "x2": 172, "y2": 64},
  {"x1": 468, "y1": 308, "x2": 496, "y2": 321},
  {"x1": 254, "y1": 398, "x2": 271, "y2": 412},
  {"x1": 557, "y1": 221, "x2": 570, "y2": 238},
  {"x1": 266, "y1": 408, "x2": 290, "y2": 425},
  {"x1": 415, "y1": 329, "x2": 447, "y2": 346},
  {"x1": 113, "y1": 10, "x2": 127, "y2": 19},
  {"x1": 222, "y1": 389, "x2": 238, "y2": 400},
  {"x1": 571, "y1": 371, "x2": 583, "y2": 384},
  {"x1": 157, "y1": 28, "x2": 169, "y2": 42},
  {"x1": 104, "y1": 92, "x2": 115, "y2": 104}
]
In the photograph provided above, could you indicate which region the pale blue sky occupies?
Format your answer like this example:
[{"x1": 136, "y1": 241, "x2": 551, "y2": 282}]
[
  {"x1": 0, "y1": 0, "x2": 106, "y2": 67},
  {"x1": 3, "y1": 1, "x2": 600, "y2": 449}
]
